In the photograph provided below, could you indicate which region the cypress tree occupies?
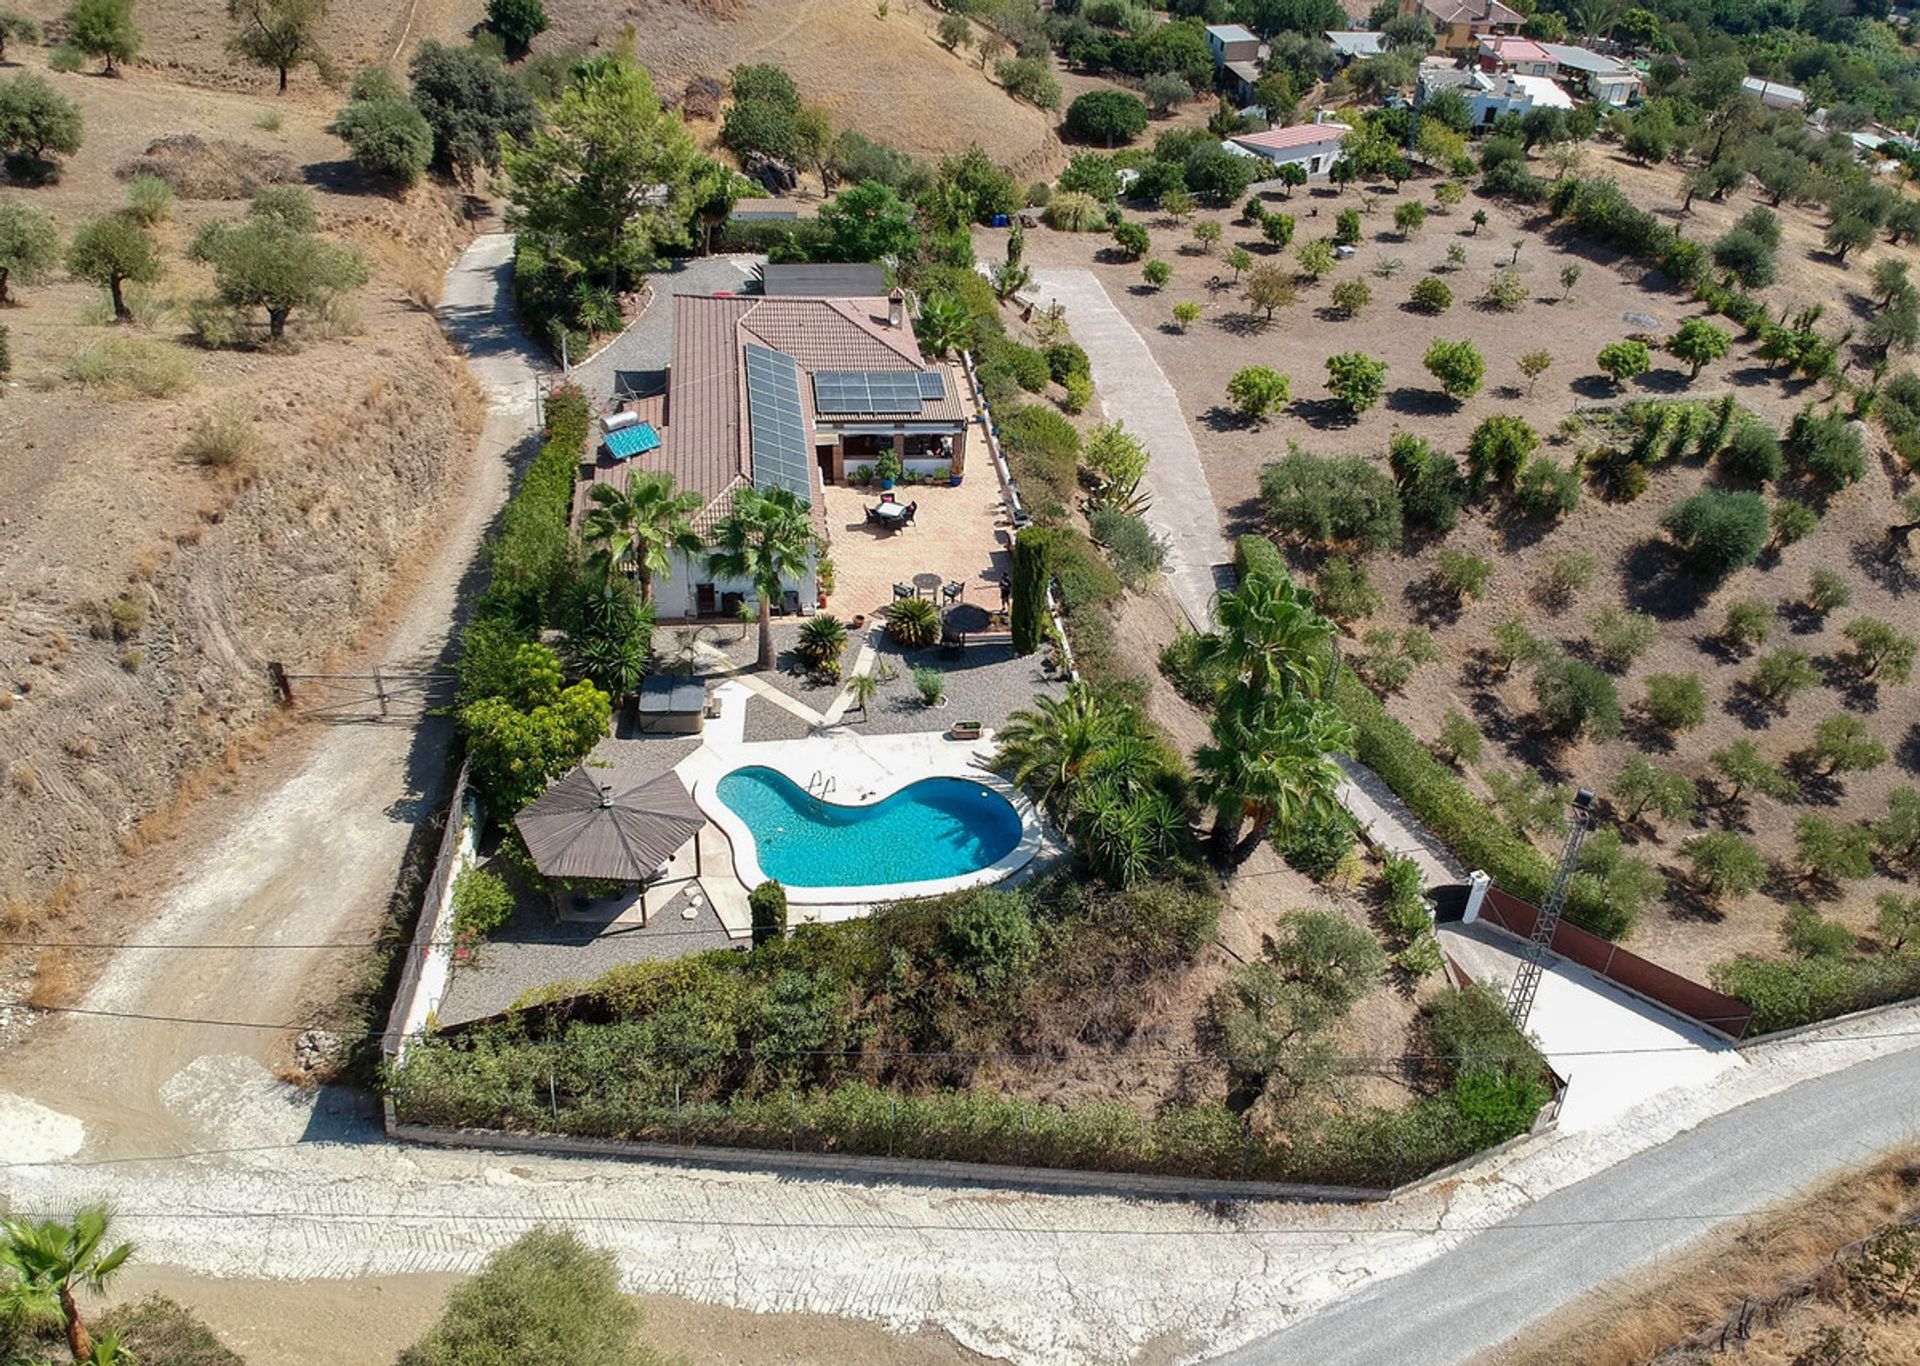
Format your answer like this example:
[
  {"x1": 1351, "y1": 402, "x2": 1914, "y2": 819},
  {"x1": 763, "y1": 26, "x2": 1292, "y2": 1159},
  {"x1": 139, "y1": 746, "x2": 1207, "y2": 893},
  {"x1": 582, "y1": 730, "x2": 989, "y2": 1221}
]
[{"x1": 1011, "y1": 527, "x2": 1052, "y2": 655}]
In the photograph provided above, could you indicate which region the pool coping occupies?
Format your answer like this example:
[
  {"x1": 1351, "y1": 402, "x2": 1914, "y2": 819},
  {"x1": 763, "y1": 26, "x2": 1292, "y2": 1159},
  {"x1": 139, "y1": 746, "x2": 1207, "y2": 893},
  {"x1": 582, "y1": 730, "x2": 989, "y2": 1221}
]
[{"x1": 689, "y1": 749, "x2": 1043, "y2": 907}]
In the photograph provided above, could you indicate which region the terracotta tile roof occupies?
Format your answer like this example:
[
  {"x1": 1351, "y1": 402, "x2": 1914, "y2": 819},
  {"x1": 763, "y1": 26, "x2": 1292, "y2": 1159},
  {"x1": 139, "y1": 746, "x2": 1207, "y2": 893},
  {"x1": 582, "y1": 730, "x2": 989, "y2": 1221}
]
[
  {"x1": 737, "y1": 298, "x2": 926, "y2": 370},
  {"x1": 1231, "y1": 122, "x2": 1353, "y2": 153}
]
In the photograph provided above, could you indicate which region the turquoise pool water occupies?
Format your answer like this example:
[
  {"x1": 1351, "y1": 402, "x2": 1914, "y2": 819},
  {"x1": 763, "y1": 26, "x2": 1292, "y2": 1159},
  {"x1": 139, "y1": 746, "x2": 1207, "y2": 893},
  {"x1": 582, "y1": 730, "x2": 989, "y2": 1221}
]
[{"x1": 715, "y1": 766, "x2": 1023, "y2": 889}]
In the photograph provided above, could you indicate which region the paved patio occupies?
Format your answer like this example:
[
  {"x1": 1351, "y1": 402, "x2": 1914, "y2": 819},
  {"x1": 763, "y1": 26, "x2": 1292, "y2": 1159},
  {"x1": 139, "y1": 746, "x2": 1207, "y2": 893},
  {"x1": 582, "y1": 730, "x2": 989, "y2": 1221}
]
[{"x1": 821, "y1": 467, "x2": 1016, "y2": 622}]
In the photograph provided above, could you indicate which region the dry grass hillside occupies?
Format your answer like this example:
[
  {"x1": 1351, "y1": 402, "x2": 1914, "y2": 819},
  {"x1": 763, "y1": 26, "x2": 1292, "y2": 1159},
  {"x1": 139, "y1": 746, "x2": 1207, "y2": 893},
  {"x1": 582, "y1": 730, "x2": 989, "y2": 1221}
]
[{"x1": 0, "y1": 49, "x2": 483, "y2": 917}]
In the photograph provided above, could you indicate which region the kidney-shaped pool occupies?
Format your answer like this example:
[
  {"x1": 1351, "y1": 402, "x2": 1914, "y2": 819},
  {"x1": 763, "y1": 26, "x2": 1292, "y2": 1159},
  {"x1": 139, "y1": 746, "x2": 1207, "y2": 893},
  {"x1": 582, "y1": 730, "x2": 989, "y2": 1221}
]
[{"x1": 714, "y1": 766, "x2": 1025, "y2": 891}]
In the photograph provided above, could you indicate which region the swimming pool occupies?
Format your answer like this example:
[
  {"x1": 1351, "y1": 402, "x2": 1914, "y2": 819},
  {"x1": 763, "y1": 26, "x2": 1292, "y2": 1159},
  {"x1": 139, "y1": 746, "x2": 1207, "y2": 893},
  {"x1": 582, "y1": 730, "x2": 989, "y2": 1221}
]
[{"x1": 713, "y1": 766, "x2": 1025, "y2": 891}]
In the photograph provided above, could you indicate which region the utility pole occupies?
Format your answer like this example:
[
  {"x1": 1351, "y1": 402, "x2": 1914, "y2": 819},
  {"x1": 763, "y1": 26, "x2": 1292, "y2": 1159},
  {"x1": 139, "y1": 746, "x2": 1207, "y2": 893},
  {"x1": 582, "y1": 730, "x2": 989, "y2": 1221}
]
[{"x1": 1505, "y1": 788, "x2": 1598, "y2": 1031}]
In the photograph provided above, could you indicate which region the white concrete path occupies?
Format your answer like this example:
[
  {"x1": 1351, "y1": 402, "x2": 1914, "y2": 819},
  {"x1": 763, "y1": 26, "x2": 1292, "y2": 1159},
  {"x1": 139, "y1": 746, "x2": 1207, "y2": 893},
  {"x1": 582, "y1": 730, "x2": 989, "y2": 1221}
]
[
  {"x1": 1029, "y1": 268, "x2": 1235, "y2": 629},
  {"x1": 1440, "y1": 921, "x2": 1743, "y2": 1131}
]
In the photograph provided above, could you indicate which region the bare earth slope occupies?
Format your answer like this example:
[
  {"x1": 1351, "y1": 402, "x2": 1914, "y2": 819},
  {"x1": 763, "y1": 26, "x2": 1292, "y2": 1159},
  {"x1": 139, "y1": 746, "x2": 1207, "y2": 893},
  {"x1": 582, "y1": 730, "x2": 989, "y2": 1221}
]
[{"x1": 0, "y1": 55, "x2": 482, "y2": 920}]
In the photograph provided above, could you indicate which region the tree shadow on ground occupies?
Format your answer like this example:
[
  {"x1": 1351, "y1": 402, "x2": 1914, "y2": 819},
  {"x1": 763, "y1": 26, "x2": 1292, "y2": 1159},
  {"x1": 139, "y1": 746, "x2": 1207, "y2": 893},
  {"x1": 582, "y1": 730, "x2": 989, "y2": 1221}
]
[
  {"x1": 1662, "y1": 874, "x2": 1728, "y2": 925},
  {"x1": 1291, "y1": 396, "x2": 1359, "y2": 429},
  {"x1": 1785, "y1": 752, "x2": 1845, "y2": 807},
  {"x1": 1199, "y1": 403, "x2": 1261, "y2": 434},
  {"x1": 1723, "y1": 680, "x2": 1783, "y2": 731},
  {"x1": 1623, "y1": 710, "x2": 1678, "y2": 755},
  {"x1": 1778, "y1": 601, "x2": 1827, "y2": 635},
  {"x1": 1850, "y1": 537, "x2": 1920, "y2": 597},
  {"x1": 1813, "y1": 654, "x2": 1880, "y2": 713},
  {"x1": 1572, "y1": 374, "x2": 1623, "y2": 401},
  {"x1": 1401, "y1": 575, "x2": 1464, "y2": 627},
  {"x1": 1618, "y1": 538, "x2": 1710, "y2": 620},
  {"x1": 1385, "y1": 386, "x2": 1456, "y2": 416},
  {"x1": 1637, "y1": 367, "x2": 1694, "y2": 394},
  {"x1": 1895, "y1": 721, "x2": 1920, "y2": 775},
  {"x1": 1215, "y1": 309, "x2": 1274, "y2": 336},
  {"x1": 1221, "y1": 494, "x2": 1266, "y2": 540}
]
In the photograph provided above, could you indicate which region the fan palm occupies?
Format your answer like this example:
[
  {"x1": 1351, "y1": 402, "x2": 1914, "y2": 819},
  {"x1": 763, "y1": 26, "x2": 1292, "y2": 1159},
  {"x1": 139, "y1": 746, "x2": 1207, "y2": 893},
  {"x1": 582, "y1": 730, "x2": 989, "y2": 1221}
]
[
  {"x1": 581, "y1": 469, "x2": 705, "y2": 604},
  {"x1": 1071, "y1": 779, "x2": 1188, "y2": 887},
  {"x1": 915, "y1": 293, "x2": 972, "y2": 358},
  {"x1": 1, "y1": 1204, "x2": 134, "y2": 1364},
  {"x1": 1195, "y1": 695, "x2": 1353, "y2": 861},
  {"x1": 1197, "y1": 570, "x2": 1337, "y2": 707},
  {"x1": 993, "y1": 683, "x2": 1135, "y2": 810},
  {"x1": 705, "y1": 486, "x2": 820, "y2": 671}
]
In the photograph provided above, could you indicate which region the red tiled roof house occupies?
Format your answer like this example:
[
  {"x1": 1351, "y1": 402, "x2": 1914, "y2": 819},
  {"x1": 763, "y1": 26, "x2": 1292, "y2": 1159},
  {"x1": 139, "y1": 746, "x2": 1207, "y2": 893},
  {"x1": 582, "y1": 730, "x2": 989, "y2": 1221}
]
[{"x1": 579, "y1": 287, "x2": 972, "y2": 622}]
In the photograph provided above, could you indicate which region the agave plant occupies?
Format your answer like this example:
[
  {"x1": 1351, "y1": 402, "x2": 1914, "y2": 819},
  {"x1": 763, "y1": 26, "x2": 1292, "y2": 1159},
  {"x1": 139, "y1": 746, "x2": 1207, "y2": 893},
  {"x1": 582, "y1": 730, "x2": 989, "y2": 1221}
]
[
  {"x1": 884, "y1": 596, "x2": 940, "y2": 649},
  {"x1": 797, "y1": 613, "x2": 848, "y2": 666}
]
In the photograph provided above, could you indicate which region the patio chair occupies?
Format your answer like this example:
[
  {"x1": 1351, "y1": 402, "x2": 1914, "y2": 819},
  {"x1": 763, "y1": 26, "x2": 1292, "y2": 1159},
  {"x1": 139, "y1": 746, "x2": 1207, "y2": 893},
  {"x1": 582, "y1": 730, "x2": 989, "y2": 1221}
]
[
  {"x1": 865, "y1": 504, "x2": 886, "y2": 527},
  {"x1": 900, "y1": 501, "x2": 918, "y2": 529},
  {"x1": 941, "y1": 580, "x2": 964, "y2": 605},
  {"x1": 893, "y1": 582, "x2": 916, "y2": 601}
]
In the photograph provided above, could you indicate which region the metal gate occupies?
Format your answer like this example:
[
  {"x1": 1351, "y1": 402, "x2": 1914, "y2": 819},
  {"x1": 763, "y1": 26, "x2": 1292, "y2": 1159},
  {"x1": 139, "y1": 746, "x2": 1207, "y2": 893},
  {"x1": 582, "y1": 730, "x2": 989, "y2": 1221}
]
[{"x1": 268, "y1": 662, "x2": 456, "y2": 721}]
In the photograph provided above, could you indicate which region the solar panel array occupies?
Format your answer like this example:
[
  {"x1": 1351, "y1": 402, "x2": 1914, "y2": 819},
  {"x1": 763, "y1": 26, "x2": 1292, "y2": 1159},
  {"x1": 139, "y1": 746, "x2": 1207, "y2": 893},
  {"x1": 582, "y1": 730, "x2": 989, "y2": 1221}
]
[
  {"x1": 812, "y1": 369, "x2": 942, "y2": 415},
  {"x1": 743, "y1": 344, "x2": 812, "y2": 501}
]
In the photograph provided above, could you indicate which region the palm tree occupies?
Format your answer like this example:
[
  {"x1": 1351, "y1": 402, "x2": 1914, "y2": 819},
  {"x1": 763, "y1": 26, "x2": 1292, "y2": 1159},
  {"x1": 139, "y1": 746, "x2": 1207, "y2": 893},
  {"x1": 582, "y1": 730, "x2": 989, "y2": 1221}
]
[
  {"x1": 705, "y1": 486, "x2": 820, "y2": 672},
  {"x1": 847, "y1": 670, "x2": 881, "y2": 718},
  {"x1": 915, "y1": 293, "x2": 972, "y2": 358},
  {"x1": 992, "y1": 684, "x2": 1134, "y2": 810},
  {"x1": 1196, "y1": 569, "x2": 1337, "y2": 707},
  {"x1": 581, "y1": 470, "x2": 705, "y2": 605},
  {"x1": 1195, "y1": 696, "x2": 1353, "y2": 861},
  {"x1": 1, "y1": 1205, "x2": 134, "y2": 1363}
]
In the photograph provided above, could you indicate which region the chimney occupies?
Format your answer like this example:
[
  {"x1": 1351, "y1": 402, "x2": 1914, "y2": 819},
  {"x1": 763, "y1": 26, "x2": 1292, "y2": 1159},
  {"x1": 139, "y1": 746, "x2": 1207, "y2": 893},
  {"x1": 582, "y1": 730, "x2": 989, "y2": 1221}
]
[{"x1": 887, "y1": 288, "x2": 905, "y2": 329}]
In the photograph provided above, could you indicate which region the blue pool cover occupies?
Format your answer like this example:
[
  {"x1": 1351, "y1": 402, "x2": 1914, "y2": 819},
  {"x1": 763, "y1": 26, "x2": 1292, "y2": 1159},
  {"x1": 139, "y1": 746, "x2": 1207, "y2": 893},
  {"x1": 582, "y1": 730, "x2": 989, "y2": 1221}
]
[
  {"x1": 603, "y1": 422, "x2": 662, "y2": 460},
  {"x1": 716, "y1": 767, "x2": 1022, "y2": 888}
]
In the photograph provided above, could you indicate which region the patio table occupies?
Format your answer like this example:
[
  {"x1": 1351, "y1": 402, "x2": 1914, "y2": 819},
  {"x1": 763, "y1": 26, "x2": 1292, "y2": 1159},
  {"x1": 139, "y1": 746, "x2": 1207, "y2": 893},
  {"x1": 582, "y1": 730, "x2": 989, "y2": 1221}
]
[
  {"x1": 874, "y1": 501, "x2": 910, "y2": 524},
  {"x1": 913, "y1": 572, "x2": 943, "y2": 600}
]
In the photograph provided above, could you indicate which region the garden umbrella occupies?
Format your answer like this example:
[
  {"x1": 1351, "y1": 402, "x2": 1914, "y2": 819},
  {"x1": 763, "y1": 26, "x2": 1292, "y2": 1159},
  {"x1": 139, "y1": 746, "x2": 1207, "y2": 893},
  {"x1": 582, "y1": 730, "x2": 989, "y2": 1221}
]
[{"x1": 514, "y1": 765, "x2": 707, "y2": 922}]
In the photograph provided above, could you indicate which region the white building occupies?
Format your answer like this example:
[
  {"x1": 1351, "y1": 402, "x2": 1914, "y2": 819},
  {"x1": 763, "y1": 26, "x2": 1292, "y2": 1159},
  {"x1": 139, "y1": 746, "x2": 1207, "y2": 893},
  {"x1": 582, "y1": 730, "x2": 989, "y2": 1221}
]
[
  {"x1": 1539, "y1": 43, "x2": 1642, "y2": 105},
  {"x1": 1417, "y1": 59, "x2": 1572, "y2": 126},
  {"x1": 1224, "y1": 120, "x2": 1353, "y2": 175},
  {"x1": 1743, "y1": 76, "x2": 1806, "y2": 111}
]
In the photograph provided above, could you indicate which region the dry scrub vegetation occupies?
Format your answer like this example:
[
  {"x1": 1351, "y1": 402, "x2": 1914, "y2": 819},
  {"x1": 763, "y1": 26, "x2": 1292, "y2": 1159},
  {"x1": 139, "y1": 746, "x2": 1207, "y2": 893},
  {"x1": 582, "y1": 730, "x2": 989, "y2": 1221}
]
[
  {"x1": 1504, "y1": 1147, "x2": 1920, "y2": 1366},
  {"x1": 0, "y1": 46, "x2": 482, "y2": 977}
]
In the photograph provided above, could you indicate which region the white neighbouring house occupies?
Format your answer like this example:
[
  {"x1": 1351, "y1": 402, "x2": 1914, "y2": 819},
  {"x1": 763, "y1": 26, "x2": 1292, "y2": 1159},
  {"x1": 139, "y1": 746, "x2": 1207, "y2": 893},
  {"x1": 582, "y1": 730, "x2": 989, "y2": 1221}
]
[
  {"x1": 1539, "y1": 42, "x2": 1643, "y2": 106},
  {"x1": 1417, "y1": 58, "x2": 1573, "y2": 125},
  {"x1": 1223, "y1": 120, "x2": 1353, "y2": 175},
  {"x1": 1743, "y1": 76, "x2": 1806, "y2": 111}
]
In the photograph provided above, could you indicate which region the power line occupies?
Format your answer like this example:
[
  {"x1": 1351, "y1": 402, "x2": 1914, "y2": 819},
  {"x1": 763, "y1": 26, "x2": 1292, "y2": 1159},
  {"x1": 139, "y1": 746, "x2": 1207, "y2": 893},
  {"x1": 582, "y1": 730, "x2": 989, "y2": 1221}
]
[{"x1": 21, "y1": 1001, "x2": 1920, "y2": 1064}]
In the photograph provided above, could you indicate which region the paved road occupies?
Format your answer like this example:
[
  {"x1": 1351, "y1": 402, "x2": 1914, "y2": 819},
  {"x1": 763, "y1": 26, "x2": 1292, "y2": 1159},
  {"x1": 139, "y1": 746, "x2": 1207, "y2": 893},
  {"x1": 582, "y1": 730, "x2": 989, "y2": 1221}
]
[
  {"x1": 1029, "y1": 268, "x2": 1234, "y2": 629},
  {"x1": 1212, "y1": 1042, "x2": 1920, "y2": 1365}
]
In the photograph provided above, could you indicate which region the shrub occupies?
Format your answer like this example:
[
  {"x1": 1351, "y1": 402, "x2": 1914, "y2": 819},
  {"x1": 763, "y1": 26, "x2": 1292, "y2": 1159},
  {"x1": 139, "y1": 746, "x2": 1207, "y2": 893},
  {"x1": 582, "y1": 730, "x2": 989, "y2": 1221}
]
[
  {"x1": 1424, "y1": 337, "x2": 1485, "y2": 400},
  {"x1": 452, "y1": 865, "x2": 516, "y2": 944},
  {"x1": 1010, "y1": 527, "x2": 1052, "y2": 655},
  {"x1": 1089, "y1": 507, "x2": 1167, "y2": 585},
  {"x1": 1843, "y1": 618, "x2": 1917, "y2": 684},
  {"x1": 1308, "y1": 348, "x2": 1383, "y2": 419},
  {"x1": 486, "y1": 0, "x2": 549, "y2": 49},
  {"x1": 1465, "y1": 414, "x2": 1537, "y2": 490},
  {"x1": 1428, "y1": 551, "x2": 1489, "y2": 606},
  {"x1": 1437, "y1": 711, "x2": 1482, "y2": 766},
  {"x1": 1596, "y1": 339, "x2": 1651, "y2": 387},
  {"x1": 1784, "y1": 409, "x2": 1866, "y2": 493},
  {"x1": 124, "y1": 173, "x2": 174, "y2": 226},
  {"x1": 1613, "y1": 754, "x2": 1695, "y2": 823},
  {"x1": 1113, "y1": 219, "x2": 1150, "y2": 260},
  {"x1": 1642, "y1": 672, "x2": 1706, "y2": 731},
  {"x1": 998, "y1": 405, "x2": 1080, "y2": 503},
  {"x1": 1570, "y1": 829, "x2": 1664, "y2": 940},
  {"x1": 1275, "y1": 806, "x2": 1358, "y2": 881},
  {"x1": 1539, "y1": 552, "x2": 1595, "y2": 608},
  {"x1": 1049, "y1": 527, "x2": 1125, "y2": 615},
  {"x1": 1486, "y1": 768, "x2": 1572, "y2": 835},
  {"x1": 1142, "y1": 257, "x2": 1172, "y2": 289},
  {"x1": 1482, "y1": 266, "x2": 1526, "y2": 311},
  {"x1": 1669, "y1": 317, "x2": 1731, "y2": 377},
  {"x1": 913, "y1": 665, "x2": 946, "y2": 705},
  {"x1": 396, "y1": 1228, "x2": 651, "y2": 1366},
  {"x1": 1262, "y1": 212, "x2": 1297, "y2": 248},
  {"x1": 1158, "y1": 629, "x2": 1221, "y2": 704},
  {"x1": 179, "y1": 401, "x2": 258, "y2": 469},
  {"x1": 1409, "y1": 275, "x2": 1452, "y2": 313},
  {"x1": 1533, "y1": 651, "x2": 1622, "y2": 741},
  {"x1": 1044, "y1": 341, "x2": 1091, "y2": 385},
  {"x1": 1316, "y1": 555, "x2": 1383, "y2": 621},
  {"x1": 1722, "y1": 422, "x2": 1783, "y2": 485},
  {"x1": 1294, "y1": 238, "x2": 1336, "y2": 278},
  {"x1": 66, "y1": 337, "x2": 194, "y2": 398},
  {"x1": 1722, "y1": 599, "x2": 1773, "y2": 653},
  {"x1": 1587, "y1": 605, "x2": 1658, "y2": 671},
  {"x1": 885, "y1": 595, "x2": 940, "y2": 647},
  {"x1": 1749, "y1": 647, "x2": 1821, "y2": 707},
  {"x1": 1806, "y1": 568, "x2": 1851, "y2": 616},
  {"x1": 1682, "y1": 831, "x2": 1767, "y2": 899},
  {"x1": 1662, "y1": 489, "x2": 1769, "y2": 580},
  {"x1": 1794, "y1": 814, "x2": 1873, "y2": 883},
  {"x1": 0, "y1": 70, "x2": 84, "y2": 182},
  {"x1": 1873, "y1": 789, "x2": 1920, "y2": 868},
  {"x1": 1227, "y1": 364, "x2": 1291, "y2": 422},
  {"x1": 1512, "y1": 457, "x2": 1579, "y2": 520},
  {"x1": 997, "y1": 57, "x2": 1062, "y2": 110},
  {"x1": 1713, "y1": 953, "x2": 1920, "y2": 1033},
  {"x1": 749, "y1": 879, "x2": 788, "y2": 946},
  {"x1": 1260, "y1": 450, "x2": 1403, "y2": 552},
  {"x1": 1390, "y1": 436, "x2": 1465, "y2": 533},
  {"x1": 95, "y1": 1296, "x2": 244, "y2": 1366},
  {"x1": 1769, "y1": 498, "x2": 1817, "y2": 549},
  {"x1": 1064, "y1": 89, "x2": 1147, "y2": 145},
  {"x1": 334, "y1": 97, "x2": 435, "y2": 185},
  {"x1": 1329, "y1": 278, "x2": 1371, "y2": 316},
  {"x1": 1043, "y1": 190, "x2": 1106, "y2": 231}
]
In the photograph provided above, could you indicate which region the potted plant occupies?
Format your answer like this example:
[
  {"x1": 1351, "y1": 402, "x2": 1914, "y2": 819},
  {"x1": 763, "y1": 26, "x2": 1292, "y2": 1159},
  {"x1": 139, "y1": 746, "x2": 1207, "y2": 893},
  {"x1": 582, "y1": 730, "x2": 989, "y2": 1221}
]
[
  {"x1": 875, "y1": 449, "x2": 902, "y2": 489},
  {"x1": 913, "y1": 665, "x2": 947, "y2": 708},
  {"x1": 945, "y1": 463, "x2": 962, "y2": 487},
  {"x1": 852, "y1": 464, "x2": 873, "y2": 487},
  {"x1": 815, "y1": 555, "x2": 836, "y2": 609}
]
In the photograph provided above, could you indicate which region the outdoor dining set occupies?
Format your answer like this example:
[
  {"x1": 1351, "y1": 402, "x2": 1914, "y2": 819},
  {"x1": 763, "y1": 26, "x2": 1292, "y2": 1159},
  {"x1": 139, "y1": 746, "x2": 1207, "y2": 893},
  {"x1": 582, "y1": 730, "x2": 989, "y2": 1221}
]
[{"x1": 864, "y1": 492, "x2": 919, "y2": 533}]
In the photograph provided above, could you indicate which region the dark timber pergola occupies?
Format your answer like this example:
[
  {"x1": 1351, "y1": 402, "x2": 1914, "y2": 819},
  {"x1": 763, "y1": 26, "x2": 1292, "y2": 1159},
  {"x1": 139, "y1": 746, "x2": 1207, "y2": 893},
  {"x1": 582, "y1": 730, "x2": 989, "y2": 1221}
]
[{"x1": 513, "y1": 764, "x2": 707, "y2": 926}]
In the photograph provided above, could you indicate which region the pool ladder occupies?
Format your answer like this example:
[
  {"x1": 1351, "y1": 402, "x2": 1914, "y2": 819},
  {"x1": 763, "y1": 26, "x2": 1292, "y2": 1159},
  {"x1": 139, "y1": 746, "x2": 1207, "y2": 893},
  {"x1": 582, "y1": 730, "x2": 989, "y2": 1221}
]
[{"x1": 806, "y1": 770, "x2": 837, "y2": 800}]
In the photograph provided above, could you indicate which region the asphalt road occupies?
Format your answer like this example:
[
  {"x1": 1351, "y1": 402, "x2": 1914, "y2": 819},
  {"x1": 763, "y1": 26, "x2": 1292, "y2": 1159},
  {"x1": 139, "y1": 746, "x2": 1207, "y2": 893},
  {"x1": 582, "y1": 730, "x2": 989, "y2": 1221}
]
[{"x1": 1211, "y1": 1042, "x2": 1920, "y2": 1364}]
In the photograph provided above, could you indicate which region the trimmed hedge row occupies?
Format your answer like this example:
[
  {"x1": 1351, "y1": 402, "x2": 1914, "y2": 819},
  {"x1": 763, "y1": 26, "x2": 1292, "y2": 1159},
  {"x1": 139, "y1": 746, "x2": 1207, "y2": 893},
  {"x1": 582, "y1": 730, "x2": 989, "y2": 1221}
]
[
  {"x1": 1712, "y1": 952, "x2": 1920, "y2": 1034},
  {"x1": 388, "y1": 1069, "x2": 1530, "y2": 1189},
  {"x1": 1333, "y1": 670, "x2": 1555, "y2": 907},
  {"x1": 476, "y1": 386, "x2": 590, "y2": 629}
]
